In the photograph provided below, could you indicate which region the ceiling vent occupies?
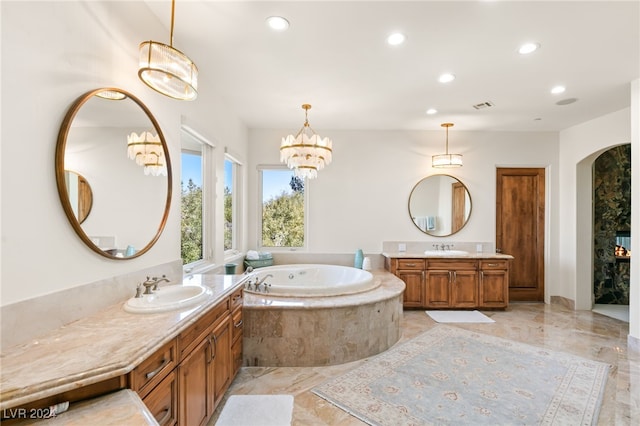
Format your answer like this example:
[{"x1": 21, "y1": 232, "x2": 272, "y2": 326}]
[{"x1": 472, "y1": 101, "x2": 494, "y2": 110}]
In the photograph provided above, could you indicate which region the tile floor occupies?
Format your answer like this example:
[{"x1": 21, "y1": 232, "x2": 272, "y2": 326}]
[{"x1": 210, "y1": 303, "x2": 639, "y2": 425}]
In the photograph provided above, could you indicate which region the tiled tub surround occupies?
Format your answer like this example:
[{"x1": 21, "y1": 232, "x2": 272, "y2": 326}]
[
  {"x1": 0, "y1": 274, "x2": 247, "y2": 412},
  {"x1": 243, "y1": 270, "x2": 405, "y2": 367}
]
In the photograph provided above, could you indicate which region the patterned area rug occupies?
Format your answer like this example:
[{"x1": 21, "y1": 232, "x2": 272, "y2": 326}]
[{"x1": 313, "y1": 326, "x2": 610, "y2": 425}]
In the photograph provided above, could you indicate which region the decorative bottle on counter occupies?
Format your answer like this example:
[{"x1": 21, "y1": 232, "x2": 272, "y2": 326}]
[{"x1": 354, "y1": 249, "x2": 364, "y2": 269}]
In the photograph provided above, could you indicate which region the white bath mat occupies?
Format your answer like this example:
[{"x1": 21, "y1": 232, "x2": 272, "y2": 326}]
[
  {"x1": 215, "y1": 395, "x2": 294, "y2": 426},
  {"x1": 426, "y1": 310, "x2": 495, "y2": 323}
]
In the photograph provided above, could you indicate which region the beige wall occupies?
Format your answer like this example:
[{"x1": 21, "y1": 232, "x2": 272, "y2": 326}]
[
  {"x1": 0, "y1": 1, "x2": 248, "y2": 306},
  {"x1": 1, "y1": 2, "x2": 636, "y2": 345}
]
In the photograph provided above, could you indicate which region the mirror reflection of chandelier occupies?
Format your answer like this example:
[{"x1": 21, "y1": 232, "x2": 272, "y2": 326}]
[
  {"x1": 280, "y1": 104, "x2": 333, "y2": 180},
  {"x1": 127, "y1": 131, "x2": 167, "y2": 176}
]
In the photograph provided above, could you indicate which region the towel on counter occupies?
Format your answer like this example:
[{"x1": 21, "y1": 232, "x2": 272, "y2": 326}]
[{"x1": 246, "y1": 250, "x2": 260, "y2": 260}]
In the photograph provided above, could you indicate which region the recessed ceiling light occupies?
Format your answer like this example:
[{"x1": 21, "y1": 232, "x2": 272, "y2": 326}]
[
  {"x1": 266, "y1": 16, "x2": 289, "y2": 31},
  {"x1": 438, "y1": 73, "x2": 456, "y2": 83},
  {"x1": 426, "y1": 108, "x2": 438, "y2": 115},
  {"x1": 551, "y1": 85, "x2": 566, "y2": 94},
  {"x1": 518, "y1": 42, "x2": 540, "y2": 55},
  {"x1": 387, "y1": 33, "x2": 406, "y2": 46}
]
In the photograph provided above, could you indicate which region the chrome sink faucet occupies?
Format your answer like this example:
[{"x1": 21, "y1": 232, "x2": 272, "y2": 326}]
[{"x1": 141, "y1": 275, "x2": 170, "y2": 295}]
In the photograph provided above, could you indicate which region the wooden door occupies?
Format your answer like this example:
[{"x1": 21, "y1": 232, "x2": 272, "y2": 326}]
[
  {"x1": 451, "y1": 182, "x2": 466, "y2": 233},
  {"x1": 496, "y1": 168, "x2": 545, "y2": 301}
]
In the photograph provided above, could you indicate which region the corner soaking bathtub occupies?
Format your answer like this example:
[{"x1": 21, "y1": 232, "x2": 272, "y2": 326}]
[
  {"x1": 244, "y1": 264, "x2": 378, "y2": 296},
  {"x1": 241, "y1": 265, "x2": 406, "y2": 367}
]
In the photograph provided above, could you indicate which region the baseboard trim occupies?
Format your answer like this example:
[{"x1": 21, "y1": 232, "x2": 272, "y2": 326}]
[{"x1": 550, "y1": 295, "x2": 576, "y2": 310}]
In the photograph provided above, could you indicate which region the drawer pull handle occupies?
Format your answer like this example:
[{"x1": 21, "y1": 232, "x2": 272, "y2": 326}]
[
  {"x1": 404, "y1": 263, "x2": 416, "y2": 267},
  {"x1": 211, "y1": 334, "x2": 218, "y2": 362},
  {"x1": 234, "y1": 319, "x2": 243, "y2": 328},
  {"x1": 145, "y1": 358, "x2": 169, "y2": 380},
  {"x1": 233, "y1": 294, "x2": 242, "y2": 302},
  {"x1": 486, "y1": 263, "x2": 499, "y2": 267},
  {"x1": 156, "y1": 407, "x2": 171, "y2": 425},
  {"x1": 207, "y1": 336, "x2": 214, "y2": 364}
]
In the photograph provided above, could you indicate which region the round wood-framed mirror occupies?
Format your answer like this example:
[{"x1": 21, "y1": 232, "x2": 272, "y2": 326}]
[
  {"x1": 55, "y1": 88, "x2": 172, "y2": 259},
  {"x1": 408, "y1": 174, "x2": 472, "y2": 236}
]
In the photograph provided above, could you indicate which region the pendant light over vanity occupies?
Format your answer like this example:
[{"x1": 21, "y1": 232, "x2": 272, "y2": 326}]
[{"x1": 432, "y1": 123, "x2": 463, "y2": 168}]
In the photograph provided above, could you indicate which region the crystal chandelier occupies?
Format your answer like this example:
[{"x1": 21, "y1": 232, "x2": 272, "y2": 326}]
[
  {"x1": 280, "y1": 104, "x2": 333, "y2": 179},
  {"x1": 432, "y1": 123, "x2": 463, "y2": 168},
  {"x1": 138, "y1": 0, "x2": 198, "y2": 100},
  {"x1": 127, "y1": 131, "x2": 167, "y2": 176}
]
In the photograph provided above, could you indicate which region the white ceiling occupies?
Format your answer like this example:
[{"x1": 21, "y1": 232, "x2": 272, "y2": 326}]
[{"x1": 145, "y1": 0, "x2": 639, "y2": 132}]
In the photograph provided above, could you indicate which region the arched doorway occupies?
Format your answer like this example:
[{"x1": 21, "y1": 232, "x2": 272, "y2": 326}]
[{"x1": 592, "y1": 144, "x2": 631, "y2": 321}]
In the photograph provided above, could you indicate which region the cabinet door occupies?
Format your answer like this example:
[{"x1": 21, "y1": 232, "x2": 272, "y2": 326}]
[
  {"x1": 177, "y1": 337, "x2": 211, "y2": 426},
  {"x1": 425, "y1": 270, "x2": 451, "y2": 308},
  {"x1": 480, "y1": 270, "x2": 509, "y2": 308},
  {"x1": 397, "y1": 270, "x2": 424, "y2": 308},
  {"x1": 210, "y1": 316, "x2": 232, "y2": 411},
  {"x1": 451, "y1": 270, "x2": 478, "y2": 308},
  {"x1": 143, "y1": 370, "x2": 177, "y2": 426}
]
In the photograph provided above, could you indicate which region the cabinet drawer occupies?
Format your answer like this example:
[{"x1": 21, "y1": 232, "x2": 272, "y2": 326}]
[
  {"x1": 427, "y1": 260, "x2": 477, "y2": 270},
  {"x1": 142, "y1": 370, "x2": 177, "y2": 426},
  {"x1": 177, "y1": 298, "x2": 230, "y2": 361},
  {"x1": 396, "y1": 259, "x2": 425, "y2": 270},
  {"x1": 130, "y1": 339, "x2": 176, "y2": 397},
  {"x1": 480, "y1": 260, "x2": 508, "y2": 270},
  {"x1": 230, "y1": 288, "x2": 243, "y2": 310},
  {"x1": 231, "y1": 307, "x2": 243, "y2": 343}
]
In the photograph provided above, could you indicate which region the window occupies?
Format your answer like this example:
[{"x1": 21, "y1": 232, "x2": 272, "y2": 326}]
[
  {"x1": 258, "y1": 167, "x2": 306, "y2": 249},
  {"x1": 181, "y1": 127, "x2": 214, "y2": 269},
  {"x1": 224, "y1": 155, "x2": 242, "y2": 254}
]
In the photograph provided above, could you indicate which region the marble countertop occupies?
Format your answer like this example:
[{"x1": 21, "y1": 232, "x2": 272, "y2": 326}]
[
  {"x1": 382, "y1": 252, "x2": 514, "y2": 259},
  {"x1": 0, "y1": 274, "x2": 247, "y2": 411},
  {"x1": 11, "y1": 390, "x2": 157, "y2": 426}
]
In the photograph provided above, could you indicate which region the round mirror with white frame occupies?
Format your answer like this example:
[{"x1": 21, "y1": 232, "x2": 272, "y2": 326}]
[
  {"x1": 408, "y1": 174, "x2": 472, "y2": 236},
  {"x1": 55, "y1": 88, "x2": 172, "y2": 259}
]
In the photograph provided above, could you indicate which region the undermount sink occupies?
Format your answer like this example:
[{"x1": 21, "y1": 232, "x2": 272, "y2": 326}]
[
  {"x1": 124, "y1": 285, "x2": 212, "y2": 314},
  {"x1": 423, "y1": 250, "x2": 470, "y2": 257}
]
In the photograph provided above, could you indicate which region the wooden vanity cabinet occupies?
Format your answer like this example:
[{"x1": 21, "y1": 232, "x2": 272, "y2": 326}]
[
  {"x1": 130, "y1": 339, "x2": 178, "y2": 426},
  {"x1": 479, "y1": 260, "x2": 510, "y2": 308},
  {"x1": 142, "y1": 370, "x2": 178, "y2": 426},
  {"x1": 231, "y1": 304, "x2": 243, "y2": 375},
  {"x1": 392, "y1": 259, "x2": 425, "y2": 307},
  {"x1": 178, "y1": 314, "x2": 231, "y2": 426},
  {"x1": 131, "y1": 289, "x2": 242, "y2": 426},
  {"x1": 386, "y1": 257, "x2": 508, "y2": 309},
  {"x1": 425, "y1": 260, "x2": 478, "y2": 308}
]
